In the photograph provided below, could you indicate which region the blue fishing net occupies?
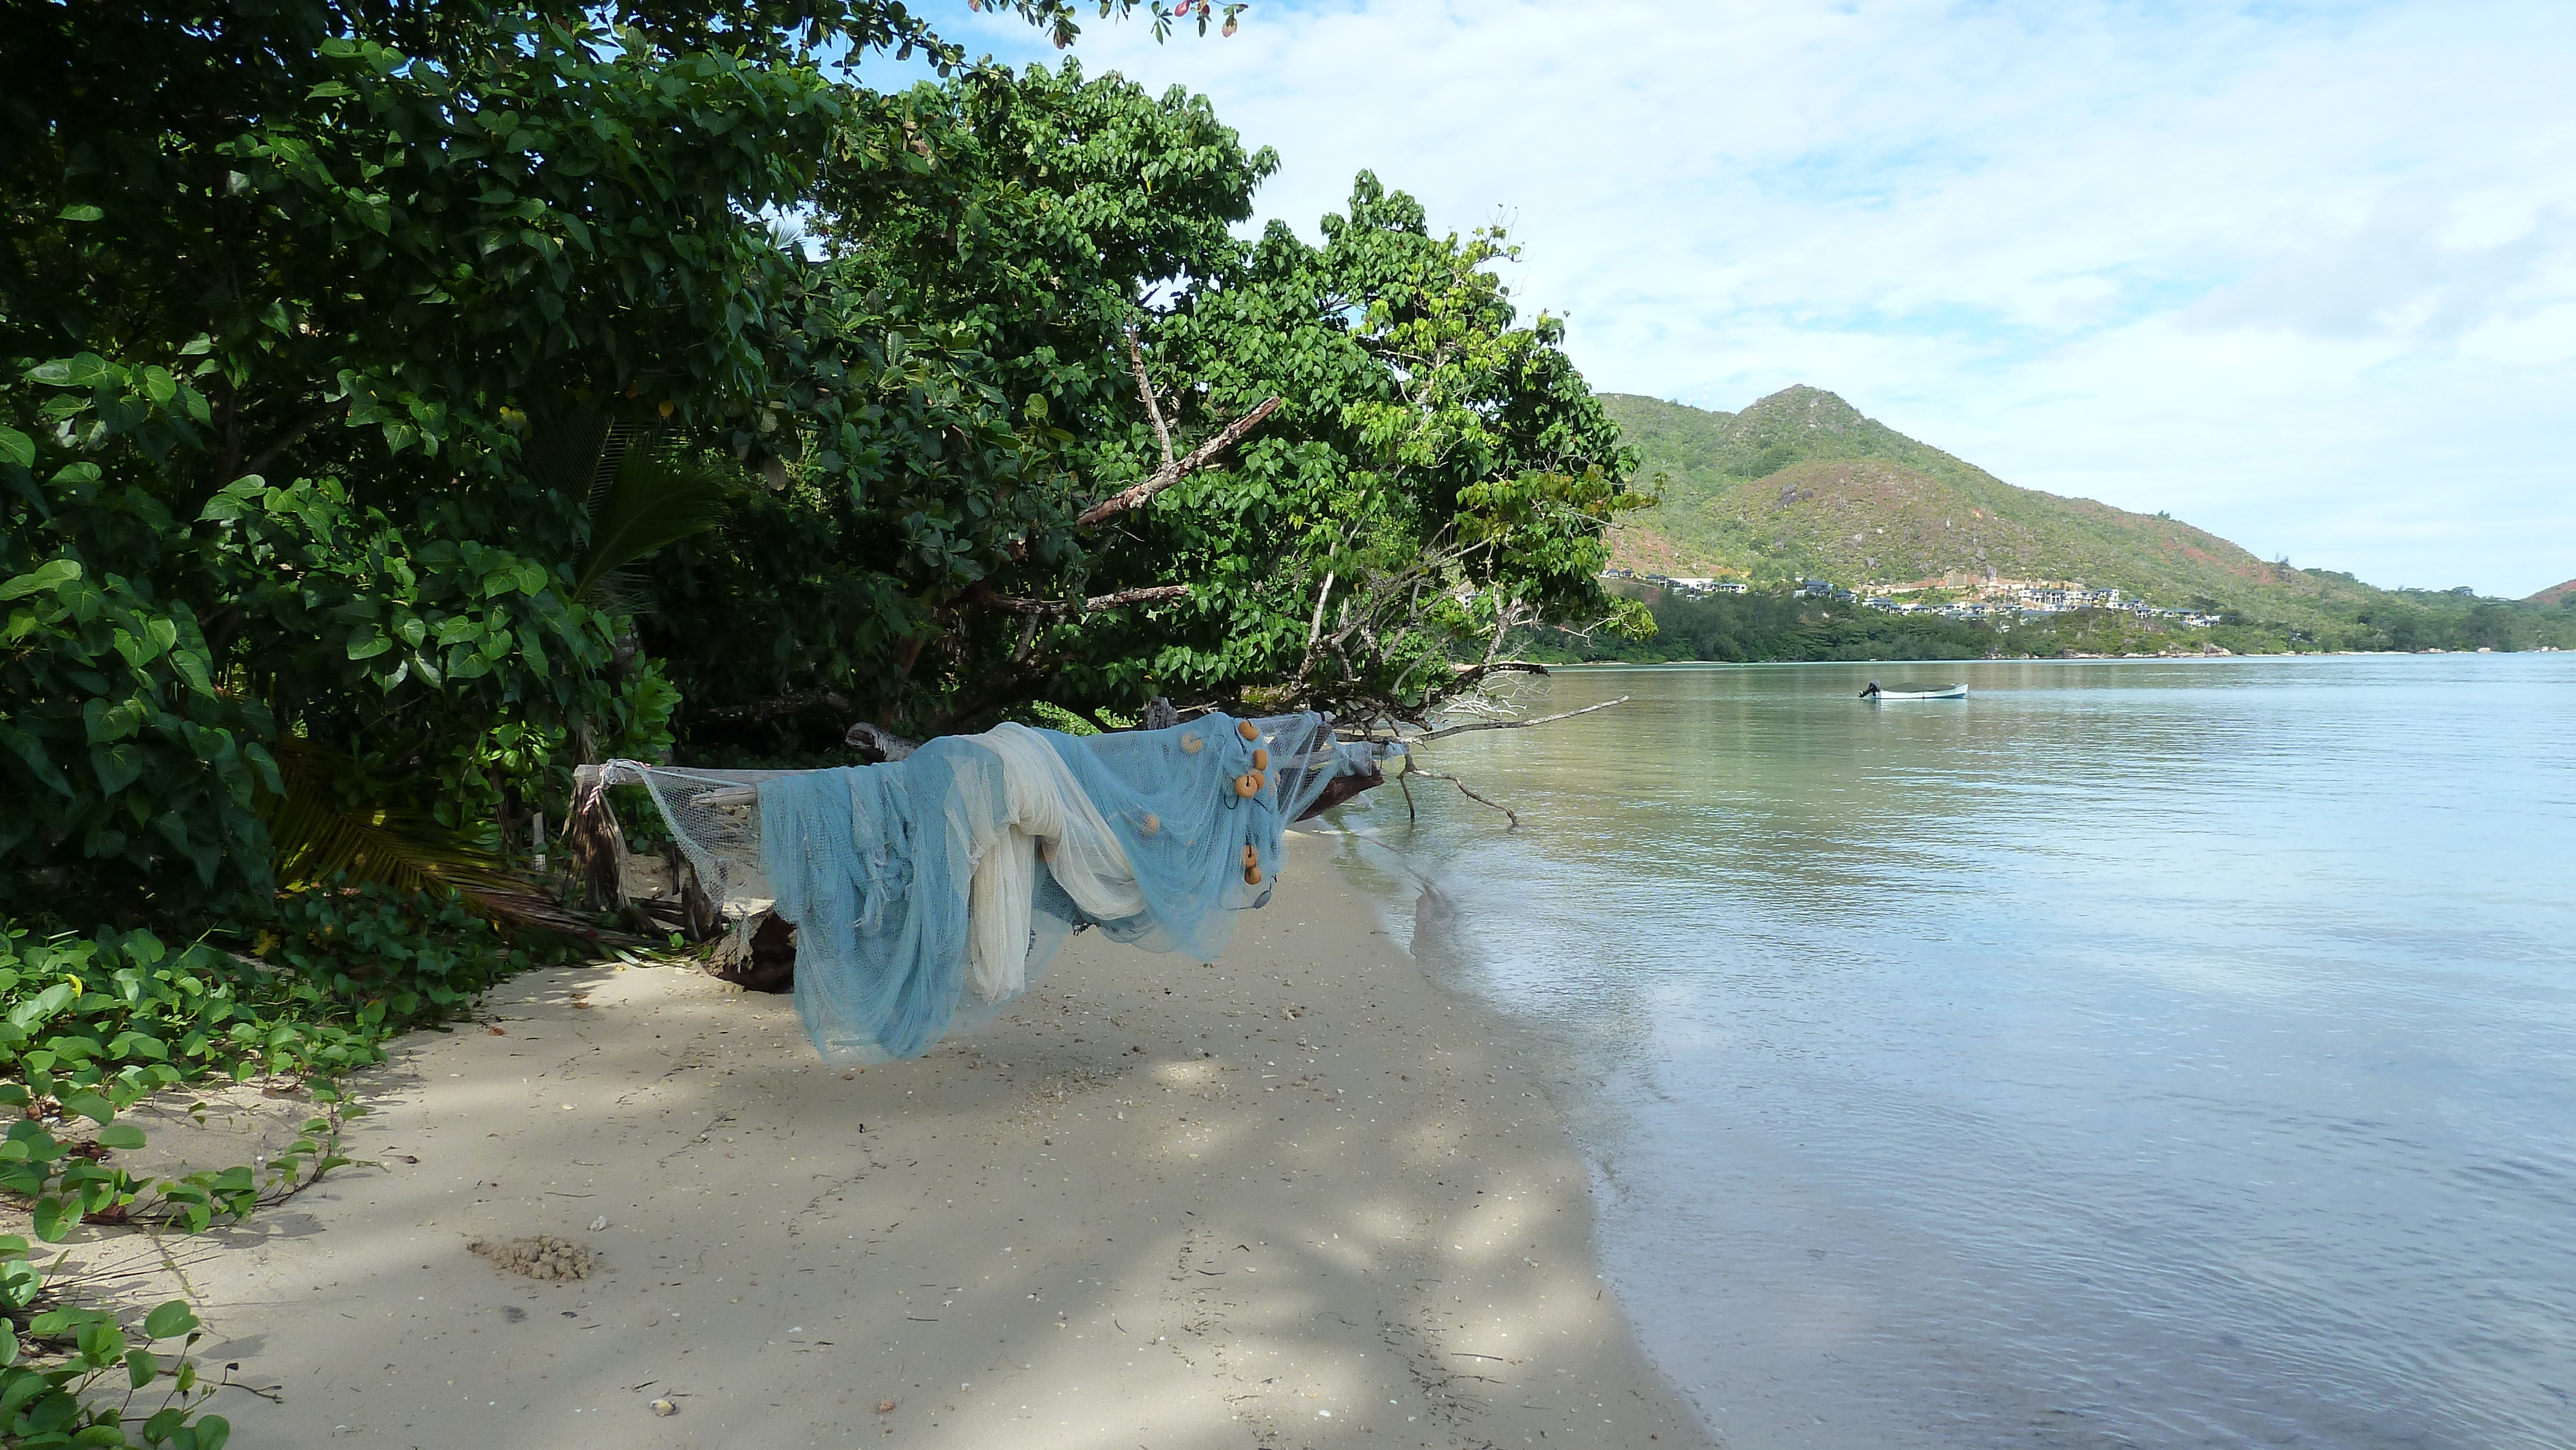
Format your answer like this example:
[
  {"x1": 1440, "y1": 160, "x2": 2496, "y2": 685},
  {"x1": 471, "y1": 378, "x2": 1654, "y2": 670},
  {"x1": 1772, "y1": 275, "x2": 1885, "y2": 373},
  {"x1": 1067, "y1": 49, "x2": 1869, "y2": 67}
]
[{"x1": 756, "y1": 713, "x2": 1375, "y2": 1063}]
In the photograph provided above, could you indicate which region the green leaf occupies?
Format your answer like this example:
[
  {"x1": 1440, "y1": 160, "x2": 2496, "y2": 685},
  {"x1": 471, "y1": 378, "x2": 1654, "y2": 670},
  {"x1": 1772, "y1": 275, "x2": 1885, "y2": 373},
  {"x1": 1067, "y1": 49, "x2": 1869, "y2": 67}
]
[
  {"x1": 90, "y1": 742, "x2": 146, "y2": 796},
  {"x1": 57, "y1": 204, "x2": 104, "y2": 223},
  {"x1": 0, "y1": 558, "x2": 81, "y2": 600},
  {"x1": 127, "y1": 1346, "x2": 158, "y2": 1388},
  {"x1": 26, "y1": 353, "x2": 113, "y2": 388},
  {"x1": 60, "y1": 1092, "x2": 115, "y2": 1125},
  {"x1": 142, "y1": 1301, "x2": 197, "y2": 1341},
  {"x1": 94, "y1": 1124, "x2": 146, "y2": 1150},
  {"x1": 0, "y1": 426, "x2": 32, "y2": 467},
  {"x1": 0, "y1": 724, "x2": 68, "y2": 795},
  {"x1": 30, "y1": 1197, "x2": 68, "y2": 1243}
]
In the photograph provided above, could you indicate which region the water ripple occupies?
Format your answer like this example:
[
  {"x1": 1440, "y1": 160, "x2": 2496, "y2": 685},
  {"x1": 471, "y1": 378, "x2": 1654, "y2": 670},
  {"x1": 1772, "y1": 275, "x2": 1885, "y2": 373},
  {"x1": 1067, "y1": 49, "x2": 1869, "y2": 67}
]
[{"x1": 1340, "y1": 655, "x2": 2576, "y2": 1449}]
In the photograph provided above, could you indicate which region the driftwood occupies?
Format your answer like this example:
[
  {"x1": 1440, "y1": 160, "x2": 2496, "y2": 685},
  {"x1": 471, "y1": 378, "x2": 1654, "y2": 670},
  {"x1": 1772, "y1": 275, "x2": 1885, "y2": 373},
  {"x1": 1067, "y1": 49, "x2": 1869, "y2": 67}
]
[
  {"x1": 844, "y1": 721, "x2": 920, "y2": 763},
  {"x1": 707, "y1": 913, "x2": 797, "y2": 993},
  {"x1": 1296, "y1": 762, "x2": 1383, "y2": 820}
]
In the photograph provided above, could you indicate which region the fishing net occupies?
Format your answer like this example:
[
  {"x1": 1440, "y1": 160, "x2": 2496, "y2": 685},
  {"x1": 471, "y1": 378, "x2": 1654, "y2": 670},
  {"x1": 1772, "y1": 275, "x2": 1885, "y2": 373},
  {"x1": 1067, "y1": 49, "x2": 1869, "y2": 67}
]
[{"x1": 591, "y1": 713, "x2": 1393, "y2": 1063}]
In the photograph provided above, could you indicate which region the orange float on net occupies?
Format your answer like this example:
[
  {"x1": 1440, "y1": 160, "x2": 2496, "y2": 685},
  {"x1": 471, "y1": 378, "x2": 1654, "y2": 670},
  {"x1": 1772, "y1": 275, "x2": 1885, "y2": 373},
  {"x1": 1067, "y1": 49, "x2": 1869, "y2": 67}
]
[
  {"x1": 1180, "y1": 734, "x2": 1203, "y2": 754},
  {"x1": 1243, "y1": 865, "x2": 1264, "y2": 886},
  {"x1": 1233, "y1": 773, "x2": 1261, "y2": 798},
  {"x1": 1241, "y1": 843, "x2": 1259, "y2": 868},
  {"x1": 1251, "y1": 747, "x2": 1269, "y2": 769},
  {"x1": 1236, "y1": 720, "x2": 1259, "y2": 741}
]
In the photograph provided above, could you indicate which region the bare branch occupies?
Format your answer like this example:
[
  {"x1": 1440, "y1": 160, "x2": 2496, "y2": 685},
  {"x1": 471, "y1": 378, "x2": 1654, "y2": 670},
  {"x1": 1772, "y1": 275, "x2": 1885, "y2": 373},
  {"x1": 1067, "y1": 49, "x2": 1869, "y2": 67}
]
[
  {"x1": 1126, "y1": 326, "x2": 1175, "y2": 473},
  {"x1": 1446, "y1": 659, "x2": 1551, "y2": 692},
  {"x1": 1075, "y1": 394, "x2": 1284, "y2": 527},
  {"x1": 972, "y1": 583, "x2": 1190, "y2": 616},
  {"x1": 1306, "y1": 563, "x2": 1337, "y2": 649},
  {"x1": 1405, "y1": 768, "x2": 1519, "y2": 829},
  {"x1": 1411, "y1": 695, "x2": 1630, "y2": 743},
  {"x1": 697, "y1": 688, "x2": 853, "y2": 723}
]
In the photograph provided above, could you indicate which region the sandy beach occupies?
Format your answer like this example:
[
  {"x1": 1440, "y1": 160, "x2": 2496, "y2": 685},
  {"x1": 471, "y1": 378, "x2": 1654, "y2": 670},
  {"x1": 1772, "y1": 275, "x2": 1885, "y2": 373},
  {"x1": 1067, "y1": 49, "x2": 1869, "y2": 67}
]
[{"x1": 55, "y1": 831, "x2": 1709, "y2": 1449}]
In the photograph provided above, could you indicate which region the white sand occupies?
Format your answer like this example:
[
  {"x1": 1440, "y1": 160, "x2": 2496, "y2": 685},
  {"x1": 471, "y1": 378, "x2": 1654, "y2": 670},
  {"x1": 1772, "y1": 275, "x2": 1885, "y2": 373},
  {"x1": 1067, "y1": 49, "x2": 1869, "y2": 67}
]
[{"x1": 60, "y1": 833, "x2": 1710, "y2": 1448}]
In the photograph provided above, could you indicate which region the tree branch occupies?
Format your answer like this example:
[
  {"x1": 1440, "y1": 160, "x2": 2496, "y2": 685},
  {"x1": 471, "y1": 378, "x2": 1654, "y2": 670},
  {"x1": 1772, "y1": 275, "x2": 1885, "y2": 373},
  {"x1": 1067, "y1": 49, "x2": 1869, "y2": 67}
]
[
  {"x1": 924, "y1": 662, "x2": 1057, "y2": 737},
  {"x1": 969, "y1": 582, "x2": 1189, "y2": 616},
  {"x1": 1405, "y1": 768, "x2": 1519, "y2": 829},
  {"x1": 1410, "y1": 695, "x2": 1629, "y2": 743},
  {"x1": 1445, "y1": 659, "x2": 1551, "y2": 692},
  {"x1": 1126, "y1": 325, "x2": 1175, "y2": 473},
  {"x1": 696, "y1": 688, "x2": 853, "y2": 723},
  {"x1": 1075, "y1": 394, "x2": 1283, "y2": 527}
]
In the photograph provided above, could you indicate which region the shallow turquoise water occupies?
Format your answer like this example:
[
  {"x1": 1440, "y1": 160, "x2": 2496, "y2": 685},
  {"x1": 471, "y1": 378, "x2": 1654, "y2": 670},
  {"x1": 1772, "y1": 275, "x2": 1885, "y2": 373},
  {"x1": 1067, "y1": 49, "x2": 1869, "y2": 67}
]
[{"x1": 1324, "y1": 654, "x2": 2576, "y2": 1449}]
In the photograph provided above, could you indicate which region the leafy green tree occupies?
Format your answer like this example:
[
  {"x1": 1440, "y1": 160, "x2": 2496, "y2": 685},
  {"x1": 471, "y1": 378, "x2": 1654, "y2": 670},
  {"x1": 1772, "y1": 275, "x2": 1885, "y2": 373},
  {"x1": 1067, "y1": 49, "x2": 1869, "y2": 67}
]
[
  {"x1": 638, "y1": 58, "x2": 1281, "y2": 750},
  {"x1": 0, "y1": 2, "x2": 1187, "y2": 916},
  {"x1": 1095, "y1": 173, "x2": 1653, "y2": 722},
  {"x1": 4, "y1": 0, "x2": 1647, "y2": 927}
]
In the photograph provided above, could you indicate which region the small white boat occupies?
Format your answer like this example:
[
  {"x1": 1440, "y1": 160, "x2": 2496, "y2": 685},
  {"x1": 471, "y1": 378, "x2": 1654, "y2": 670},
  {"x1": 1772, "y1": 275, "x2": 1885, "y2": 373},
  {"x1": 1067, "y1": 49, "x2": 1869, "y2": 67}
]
[{"x1": 1861, "y1": 681, "x2": 1967, "y2": 701}]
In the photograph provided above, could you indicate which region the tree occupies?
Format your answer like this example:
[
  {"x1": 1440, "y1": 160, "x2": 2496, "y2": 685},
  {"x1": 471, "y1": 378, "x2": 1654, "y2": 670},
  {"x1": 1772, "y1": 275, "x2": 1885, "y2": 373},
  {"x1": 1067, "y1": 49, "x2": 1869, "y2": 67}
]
[
  {"x1": 1088, "y1": 173, "x2": 1654, "y2": 725},
  {"x1": 3, "y1": 2, "x2": 1647, "y2": 925},
  {"x1": 0, "y1": 1, "x2": 1181, "y2": 918}
]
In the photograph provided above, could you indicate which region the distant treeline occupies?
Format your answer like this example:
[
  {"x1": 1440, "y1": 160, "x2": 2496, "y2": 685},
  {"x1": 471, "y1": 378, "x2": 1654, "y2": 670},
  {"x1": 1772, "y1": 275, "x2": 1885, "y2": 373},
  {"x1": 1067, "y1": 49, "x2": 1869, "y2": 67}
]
[{"x1": 1521, "y1": 585, "x2": 2576, "y2": 664}]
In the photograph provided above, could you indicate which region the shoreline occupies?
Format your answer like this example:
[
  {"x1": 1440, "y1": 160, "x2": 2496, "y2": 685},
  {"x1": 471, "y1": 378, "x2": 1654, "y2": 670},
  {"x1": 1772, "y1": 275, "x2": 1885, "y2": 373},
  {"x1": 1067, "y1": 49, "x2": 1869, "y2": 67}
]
[
  {"x1": 1546, "y1": 649, "x2": 2555, "y2": 669},
  {"x1": 53, "y1": 829, "x2": 1710, "y2": 1449}
]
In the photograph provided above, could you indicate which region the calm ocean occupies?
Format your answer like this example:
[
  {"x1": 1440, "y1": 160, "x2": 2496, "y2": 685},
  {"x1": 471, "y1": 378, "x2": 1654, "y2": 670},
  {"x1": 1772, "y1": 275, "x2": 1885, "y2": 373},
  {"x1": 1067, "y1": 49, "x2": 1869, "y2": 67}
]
[{"x1": 1323, "y1": 654, "x2": 2576, "y2": 1449}]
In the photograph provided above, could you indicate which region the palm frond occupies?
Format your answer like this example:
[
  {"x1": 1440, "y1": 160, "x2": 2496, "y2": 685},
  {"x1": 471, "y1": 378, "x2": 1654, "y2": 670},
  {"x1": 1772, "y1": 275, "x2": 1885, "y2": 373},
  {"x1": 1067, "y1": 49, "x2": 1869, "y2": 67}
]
[
  {"x1": 263, "y1": 739, "x2": 515, "y2": 895},
  {"x1": 570, "y1": 433, "x2": 735, "y2": 603},
  {"x1": 260, "y1": 740, "x2": 645, "y2": 941}
]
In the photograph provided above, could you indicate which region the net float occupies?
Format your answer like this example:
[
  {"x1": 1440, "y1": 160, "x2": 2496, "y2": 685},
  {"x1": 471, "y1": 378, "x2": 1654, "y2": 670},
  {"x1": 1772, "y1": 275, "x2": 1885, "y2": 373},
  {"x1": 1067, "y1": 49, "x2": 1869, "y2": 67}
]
[
  {"x1": 1236, "y1": 720, "x2": 1259, "y2": 741},
  {"x1": 1241, "y1": 843, "x2": 1258, "y2": 867},
  {"x1": 1243, "y1": 865, "x2": 1264, "y2": 885},
  {"x1": 1252, "y1": 748, "x2": 1269, "y2": 769},
  {"x1": 1139, "y1": 813, "x2": 1160, "y2": 835},
  {"x1": 1234, "y1": 772, "x2": 1262, "y2": 798},
  {"x1": 1180, "y1": 734, "x2": 1203, "y2": 754}
]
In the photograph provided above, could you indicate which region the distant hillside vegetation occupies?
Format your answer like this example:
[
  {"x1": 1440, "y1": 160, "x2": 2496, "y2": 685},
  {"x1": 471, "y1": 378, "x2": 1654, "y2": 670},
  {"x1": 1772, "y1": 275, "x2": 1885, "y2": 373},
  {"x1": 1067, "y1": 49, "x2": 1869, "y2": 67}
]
[
  {"x1": 2533, "y1": 579, "x2": 2576, "y2": 606},
  {"x1": 1598, "y1": 386, "x2": 2396, "y2": 628}
]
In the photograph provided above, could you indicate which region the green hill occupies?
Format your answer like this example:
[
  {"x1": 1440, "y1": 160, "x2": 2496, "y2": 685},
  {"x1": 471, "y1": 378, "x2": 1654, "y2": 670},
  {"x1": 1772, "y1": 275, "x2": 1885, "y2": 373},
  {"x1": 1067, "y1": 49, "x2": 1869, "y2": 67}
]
[
  {"x1": 1600, "y1": 386, "x2": 2391, "y2": 626},
  {"x1": 1595, "y1": 387, "x2": 2576, "y2": 652}
]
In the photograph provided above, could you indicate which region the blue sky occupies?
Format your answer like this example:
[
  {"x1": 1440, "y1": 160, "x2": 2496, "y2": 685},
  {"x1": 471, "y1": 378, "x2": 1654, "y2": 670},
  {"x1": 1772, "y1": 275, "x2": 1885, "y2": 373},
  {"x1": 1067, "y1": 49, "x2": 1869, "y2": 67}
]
[{"x1": 937, "y1": 1, "x2": 2573, "y2": 596}]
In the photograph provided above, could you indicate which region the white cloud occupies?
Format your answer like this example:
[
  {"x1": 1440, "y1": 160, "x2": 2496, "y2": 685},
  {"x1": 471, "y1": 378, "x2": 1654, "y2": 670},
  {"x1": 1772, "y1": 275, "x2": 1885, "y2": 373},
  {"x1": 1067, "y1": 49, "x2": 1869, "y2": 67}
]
[{"x1": 961, "y1": 0, "x2": 2576, "y2": 596}]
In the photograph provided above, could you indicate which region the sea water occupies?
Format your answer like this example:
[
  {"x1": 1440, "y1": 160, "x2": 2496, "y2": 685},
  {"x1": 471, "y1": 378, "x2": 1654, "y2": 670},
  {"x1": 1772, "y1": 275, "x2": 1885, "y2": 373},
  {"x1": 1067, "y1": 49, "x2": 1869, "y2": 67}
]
[{"x1": 1323, "y1": 654, "x2": 2576, "y2": 1449}]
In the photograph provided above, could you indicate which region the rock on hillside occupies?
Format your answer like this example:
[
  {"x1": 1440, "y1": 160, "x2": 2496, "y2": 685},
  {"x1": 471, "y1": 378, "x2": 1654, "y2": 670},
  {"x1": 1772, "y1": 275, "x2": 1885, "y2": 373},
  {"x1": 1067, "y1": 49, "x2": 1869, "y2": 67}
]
[
  {"x1": 1599, "y1": 386, "x2": 2383, "y2": 625},
  {"x1": 2530, "y1": 578, "x2": 2576, "y2": 605}
]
